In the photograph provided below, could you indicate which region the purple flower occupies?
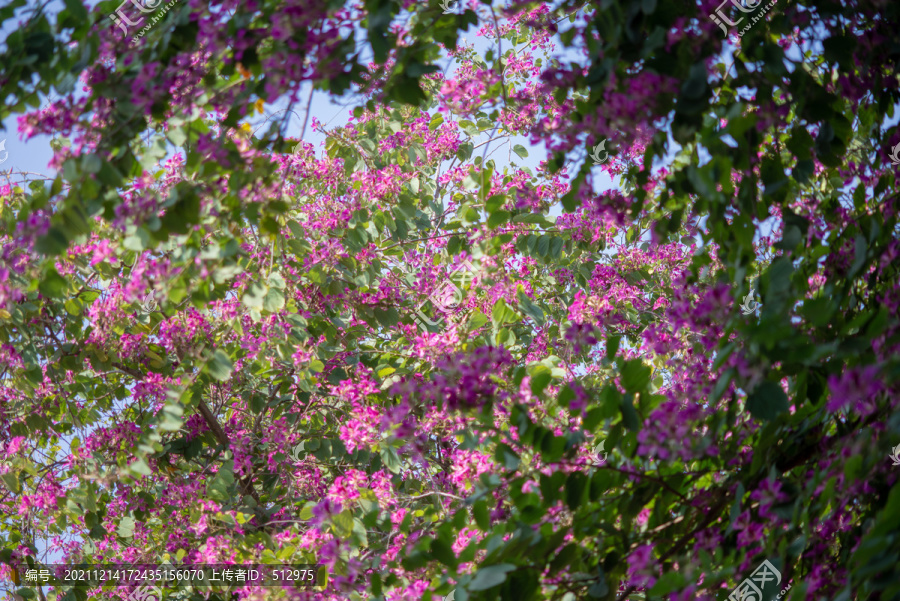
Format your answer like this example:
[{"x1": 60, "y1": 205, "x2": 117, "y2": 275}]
[
  {"x1": 391, "y1": 345, "x2": 514, "y2": 410},
  {"x1": 825, "y1": 365, "x2": 883, "y2": 416},
  {"x1": 565, "y1": 322, "x2": 599, "y2": 354},
  {"x1": 310, "y1": 498, "x2": 342, "y2": 526}
]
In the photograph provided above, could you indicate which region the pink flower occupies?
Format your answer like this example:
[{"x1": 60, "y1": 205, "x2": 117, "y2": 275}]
[
  {"x1": 636, "y1": 507, "x2": 651, "y2": 526},
  {"x1": 89, "y1": 239, "x2": 117, "y2": 266},
  {"x1": 4, "y1": 436, "x2": 27, "y2": 457}
]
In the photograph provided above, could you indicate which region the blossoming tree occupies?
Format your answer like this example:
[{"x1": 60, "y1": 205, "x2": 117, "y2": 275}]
[{"x1": 1, "y1": 0, "x2": 899, "y2": 600}]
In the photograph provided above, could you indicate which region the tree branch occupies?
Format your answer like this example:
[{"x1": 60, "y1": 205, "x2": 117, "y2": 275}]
[{"x1": 196, "y1": 398, "x2": 263, "y2": 507}]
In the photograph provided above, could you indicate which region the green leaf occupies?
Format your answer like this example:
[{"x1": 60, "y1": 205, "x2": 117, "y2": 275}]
[
  {"x1": 81, "y1": 153, "x2": 102, "y2": 174},
  {"x1": 429, "y1": 113, "x2": 444, "y2": 131},
  {"x1": 849, "y1": 235, "x2": 867, "y2": 277},
  {"x1": 745, "y1": 381, "x2": 789, "y2": 421},
  {"x1": 39, "y1": 268, "x2": 68, "y2": 298},
  {"x1": 167, "y1": 126, "x2": 187, "y2": 147},
  {"x1": 393, "y1": 75, "x2": 426, "y2": 105},
  {"x1": 681, "y1": 62, "x2": 708, "y2": 100},
  {"x1": 488, "y1": 210, "x2": 510, "y2": 229},
  {"x1": 207, "y1": 350, "x2": 234, "y2": 381},
  {"x1": 540, "y1": 433, "x2": 567, "y2": 463},
  {"x1": 207, "y1": 460, "x2": 235, "y2": 502},
  {"x1": 123, "y1": 228, "x2": 150, "y2": 251},
  {"x1": 606, "y1": 335, "x2": 621, "y2": 360},
  {"x1": 430, "y1": 537, "x2": 458, "y2": 568},
  {"x1": 63, "y1": 0, "x2": 88, "y2": 20},
  {"x1": 0, "y1": 472, "x2": 21, "y2": 494},
  {"x1": 823, "y1": 34, "x2": 856, "y2": 69},
  {"x1": 872, "y1": 481, "x2": 900, "y2": 531},
  {"x1": 249, "y1": 392, "x2": 267, "y2": 414},
  {"x1": 35, "y1": 226, "x2": 69, "y2": 256},
  {"x1": 494, "y1": 443, "x2": 520, "y2": 471},
  {"x1": 298, "y1": 503, "x2": 315, "y2": 521},
  {"x1": 792, "y1": 159, "x2": 814, "y2": 183},
  {"x1": 332, "y1": 509, "x2": 354, "y2": 538},
  {"x1": 549, "y1": 236, "x2": 564, "y2": 259},
  {"x1": 843, "y1": 454, "x2": 863, "y2": 481},
  {"x1": 263, "y1": 287, "x2": 285, "y2": 312},
  {"x1": 468, "y1": 309, "x2": 490, "y2": 330},
  {"x1": 129, "y1": 458, "x2": 152, "y2": 476},
  {"x1": 374, "y1": 307, "x2": 400, "y2": 327},
  {"x1": 512, "y1": 144, "x2": 528, "y2": 159},
  {"x1": 473, "y1": 500, "x2": 490, "y2": 531},
  {"x1": 457, "y1": 142, "x2": 474, "y2": 161},
  {"x1": 530, "y1": 370, "x2": 552, "y2": 396},
  {"x1": 589, "y1": 469, "x2": 613, "y2": 500},
  {"x1": 380, "y1": 446, "x2": 402, "y2": 474},
  {"x1": 517, "y1": 291, "x2": 545, "y2": 326},
  {"x1": 406, "y1": 62, "x2": 440, "y2": 77},
  {"x1": 565, "y1": 472, "x2": 588, "y2": 510},
  {"x1": 802, "y1": 298, "x2": 835, "y2": 327},
  {"x1": 469, "y1": 564, "x2": 516, "y2": 591},
  {"x1": 491, "y1": 298, "x2": 516, "y2": 326},
  {"x1": 116, "y1": 516, "x2": 136, "y2": 538},
  {"x1": 619, "y1": 393, "x2": 640, "y2": 431},
  {"x1": 787, "y1": 127, "x2": 814, "y2": 159},
  {"x1": 649, "y1": 572, "x2": 687, "y2": 596},
  {"x1": 621, "y1": 359, "x2": 651, "y2": 393},
  {"x1": 486, "y1": 194, "x2": 506, "y2": 213},
  {"x1": 160, "y1": 188, "x2": 201, "y2": 235},
  {"x1": 158, "y1": 408, "x2": 183, "y2": 431}
]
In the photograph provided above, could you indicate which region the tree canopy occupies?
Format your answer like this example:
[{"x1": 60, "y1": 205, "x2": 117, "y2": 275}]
[{"x1": 1, "y1": 0, "x2": 899, "y2": 600}]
